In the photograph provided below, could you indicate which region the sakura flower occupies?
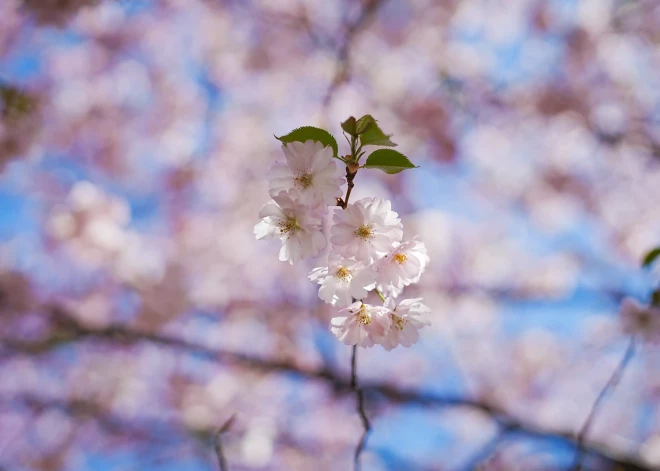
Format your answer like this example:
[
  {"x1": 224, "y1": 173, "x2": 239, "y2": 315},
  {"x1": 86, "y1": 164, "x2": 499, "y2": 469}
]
[
  {"x1": 373, "y1": 239, "x2": 429, "y2": 291},
  {"x1": 380, "y1": 297, "x2": 431, "y2": 351},
  {"x1": 330, "y1": 197, "x2": 403, "y2": 264},
  {"x1": 308, "y1": 253, "x2": 376, "y2": 307},
  {"x1": 619, "y1": 297, "x2": 660, "y2": 343},
  {"x1": 376, "y1": 283, "x2": 402, "y2": 299},
  {"x1": 268, "y1": 140, "x2": 345, "y2": 209},
  {"x1": 330, "y1": 301, "x2": 391, "y2": 348},
  {"x1": 254, "y1": 190, "x2": 326, "y2": 265}
]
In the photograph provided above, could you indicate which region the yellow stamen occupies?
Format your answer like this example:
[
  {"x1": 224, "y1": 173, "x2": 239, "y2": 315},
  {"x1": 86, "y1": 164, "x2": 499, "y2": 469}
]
[
  {"x1": 335, "y1": 267, "x2": 351, "y2": 281},
  {"x1": 295, "y1": 173, "x2": 313, "y2": 189},
  {"x1": 393, "y1": 253, "x2": 408, "y2": 265},
  {"x1": 355, "y1": 225, "x2": 373, "y2": 240},
  {"x1": 357, "y1": 305, "x2": 371, "y2": 325},
  {"x1": 276, "y1": 217, "x2": 298, "y2": 236},
  {"x1": 392, "y1": 314, "x2": 407, "y2": 331}
]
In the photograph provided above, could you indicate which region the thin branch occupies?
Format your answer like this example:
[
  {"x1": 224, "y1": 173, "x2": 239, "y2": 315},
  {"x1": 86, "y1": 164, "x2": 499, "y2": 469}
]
[
  {"x1": 573, "y1": 337, "x2": 636, "y2": 471},
  {"x1": 337, "y1": 134, "x2": 358, "y2": 209},
  {"x1": 322, "y1": 0, "x2": 388, "y2": 108},
  {"x1": 351, "y1": 345, "x2": 371, "y2": 471},
  {"x1": 214, "y1": 415, "x2": 235, "y2": 471},
  {"x1": 340, "y1": 128, "x2": 367, "y2": 470},
  {"x1": 3, "y1": 308, "x2": 651, "y2": 471},
  {"x1": 457, "y1": 425, "x2": 513, "y2": 471},
  {"x1": 342, "y1": 167, "x2": 357, "y2": 209}
]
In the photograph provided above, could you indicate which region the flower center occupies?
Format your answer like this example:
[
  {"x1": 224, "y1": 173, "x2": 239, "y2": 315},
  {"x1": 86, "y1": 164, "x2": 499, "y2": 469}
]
[
  {"x1": 394, "y1": 253, "x2": 408, "y2": 265},
  {"x1": 276, "y1": 217, "x2": 298, "y2": 236},
  {"x1": 335, "y1": 266, "x2": 352, "y2": 282},
  {"x1": 392, "y1": 314, "x2": 407, "y2": 331},
  {"x1": 295, "y1": 173, "x2": 314, "y2": 189},
  {"x1": 357, "y1": 306, "x2": 371, "y2": 325},
  {"x1": 355, "y1": 225, "x2": 373, "y2": 240}
]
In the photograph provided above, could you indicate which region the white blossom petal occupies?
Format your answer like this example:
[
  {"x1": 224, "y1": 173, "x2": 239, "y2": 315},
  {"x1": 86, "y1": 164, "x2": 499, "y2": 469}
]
[{"x1": 330, "y1": 197, "x2": 403, "y2": 264}]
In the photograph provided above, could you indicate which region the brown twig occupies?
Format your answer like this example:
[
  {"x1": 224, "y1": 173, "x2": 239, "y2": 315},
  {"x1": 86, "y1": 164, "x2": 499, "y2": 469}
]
[
  {"x1": 573, "y1": 337, "x2": 636, "y2": 471},
  {"x1": 321, "y1": 0, "x2": 388, "y2": 108},
  {"x1": 458, "y1": 425, "x2": 514, "y2": 471},
  {"x1": 351, "y1": 345, "x2": 371, "y2": 471},
  {"x1": 338, "y1": 167, "x2": 358, "y2": 209},
  {"x1": 338, "y1": 138, "x2": 367, "y2": 469},
  {"x1": 4, "y1": 308, "x2": 651, "y2": 471},
  {"x1": 214, "y1": 415, "x2": 235, "y2": 471}
]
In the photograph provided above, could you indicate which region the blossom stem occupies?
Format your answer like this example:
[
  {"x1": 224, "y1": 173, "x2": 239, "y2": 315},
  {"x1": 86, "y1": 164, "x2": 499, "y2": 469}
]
[
  {"x1": 341, "y1": 133, "x2": 368, "y2": 470},
  {"x1": 214, "y1": 415, "x2": 235, "y2": 471},
  {"x1": 572, "y1": 337, "x2": 636, "y2": 470},
  {"x1": 351, "y1": 345, "x2": 371, "y2": 471},
  {"x1": 375, "y1": 289, "x2": 386, "y2": 302},
  {"x1": 343, "y1": 169, "x2": 356, "y2": 208},
  {"x1": 338, "y1": 135, "x2": 359, "y2": 209}
]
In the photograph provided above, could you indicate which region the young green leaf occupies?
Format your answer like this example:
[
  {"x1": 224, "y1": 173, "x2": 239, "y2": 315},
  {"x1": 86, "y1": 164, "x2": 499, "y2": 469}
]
[
  {"x1": 642, "y1": 247, "x2": 660, "y2": 268},
  {"x1": 355, "y1": 115, "x2": 375, "y2": 134},
  {"x1": 355, "y1": 115, "x2": 397, "y2": 147},
  {"x1": 275, "y1": 126, "x2": 338, "y2": 157},
  {"x1": 364, "y1": 149, "x2": 418, "y2": 174},
  {"x1": 341, "y1": 116, "x2": 357, "y2": 136}
]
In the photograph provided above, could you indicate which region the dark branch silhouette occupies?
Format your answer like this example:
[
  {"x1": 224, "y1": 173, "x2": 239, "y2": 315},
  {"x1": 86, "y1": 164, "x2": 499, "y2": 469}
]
[
  {"x1": 322, "y1": 0, "x2": 388, "y2": 108},
  {"x1": 1, "y1": 306, "x2": 650, "y2": 471},
  {"x1": 351, "y1": 345, "x2": 371, "y2": 471},
  {"x1": 214, "y1": 415, "x2": 235, "y2": 471},
  {"x1": 573, "y1": 337, "x2": 637, "y2": 471},
  {"x1": 457, "y1": 425, "x2": 513, "y2": 471}
]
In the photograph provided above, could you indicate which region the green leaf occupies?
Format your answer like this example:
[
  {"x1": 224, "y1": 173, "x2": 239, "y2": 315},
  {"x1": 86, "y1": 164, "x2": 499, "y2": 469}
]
[
  {"x1": 356, "y1": 115, "x2": 397, "y2": 147},
  {"x1": 355, "y1": 115, "x2": 375, "y2": 135},
  {"x1": 642, "y1": 247, "x2": 660, "y2": 268},
  {"x1": 341, "y1": 116, "x2": 357, "y2": 136},
  {"x1": 275, "y1": 126, "x2": 338, "y2": 157},
  {"x1": 364, "y1": 149, "x2": 418, "y2": 174}
]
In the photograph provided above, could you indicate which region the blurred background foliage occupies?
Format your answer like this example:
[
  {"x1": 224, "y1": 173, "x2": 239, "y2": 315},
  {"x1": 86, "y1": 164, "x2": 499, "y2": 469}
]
[{"x1": 1, "y1": 0, "x2": 660, "y2": 470}]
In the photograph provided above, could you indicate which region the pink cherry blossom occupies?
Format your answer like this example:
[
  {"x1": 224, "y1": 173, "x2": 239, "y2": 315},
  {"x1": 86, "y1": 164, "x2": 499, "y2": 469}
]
[
  {"x1": 373, "y1": 239, "x2": 429, "y2": 291},
  {"x1": 380, "y1": 297, "x2": 431, "y2": 351},
  {"x1": 330, "y1": 301, "x2": 391, "y2": 348},
  {"x1": 267, "y1": 140, "x2": 345, "y2": 209},
  {"x1": 254, "y1": 190, "x2": 326, "y2": 264},
  {"x1": 330, "y1": 197, "x2": 403, "y2": 264},
  {"x1": 308, "y1": 252, "x2": 376, "y2": 307}
]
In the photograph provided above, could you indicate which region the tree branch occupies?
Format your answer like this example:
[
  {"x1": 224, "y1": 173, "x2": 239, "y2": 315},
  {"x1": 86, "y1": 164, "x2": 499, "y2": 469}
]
[
  {"x1": 351, "y1": 345, "x2": 371, "y2": 471},
  {"x1": 573, "y1": 337, "x2": 637, "y2": 471},
  {"x1": 457, "y1": 425, "x2": 513, "y2": 471},
  {"x1": 322, "y1": 0, "x2": 388, "y2": 108},
  {"x1": 3, "y1": 308, "x2": 650, "y2": 471},
  {"x1": 214, "y1": 415, "x2": 235, "y2": 471}
]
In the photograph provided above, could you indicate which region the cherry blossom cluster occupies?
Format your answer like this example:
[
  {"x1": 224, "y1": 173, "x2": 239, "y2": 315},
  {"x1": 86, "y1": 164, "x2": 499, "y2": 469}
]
[{"x1": 255, "y1": 136, "x2": 431, "y2": 350}]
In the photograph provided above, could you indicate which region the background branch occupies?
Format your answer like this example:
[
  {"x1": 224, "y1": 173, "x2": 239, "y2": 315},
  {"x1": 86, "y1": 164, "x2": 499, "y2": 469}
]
[
  {"x1": 214, "y1": 415, "x2": 235, "y2": 471},
  {"x1": 322, "y1": 0, "x2": 388, "y2": 108},
  {"x1": 351, "y1": 345, "x2": 371, "y2": 471},
  {"x1": 2, "y1": 306, "x2": 650, "y2": 471},
  {"x1": 573, "y1": 337, "x2": 637, "y2": 471}
]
